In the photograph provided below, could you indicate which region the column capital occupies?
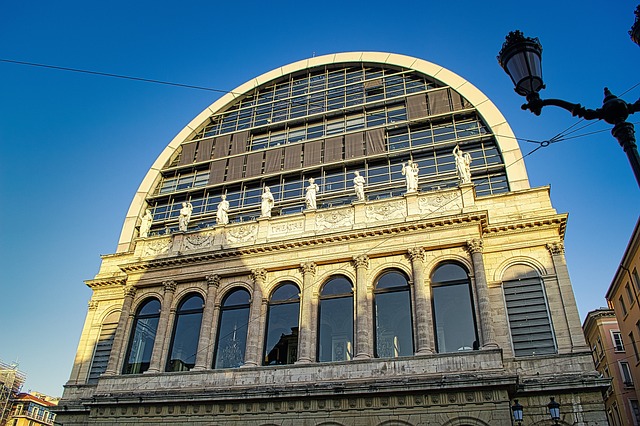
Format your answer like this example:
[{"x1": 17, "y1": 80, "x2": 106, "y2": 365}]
[
  {"x1": 546, "y1": 242, "x2": 565, "y2": 255},
  {"x1": 123, "y1": 285, "x2": 137, "y2": 298},
  {"x1": 465, "y1": 238, "x2": 484, "y2": 254},
  {"x1": 407, "y1": 247, "x2": 425, "y2": 262},
  {"x1": 352, "y1": 254, "x2": 370, "y2": 269},
  {"x1": 251, "y1": 269, "x2": 268, "y2": 284},
  {"x1": 300, "y1": 261, "x2": 317, "y2": 276},
  {"x1": 206, "y1": 274, "x2": 221, "y2": 288},
  {"x1": 88, "y1": 300, "x2": 99, "y2": 311},
  {"x1": 162, "y1": 280, "x2": 177, "y2": 293}
]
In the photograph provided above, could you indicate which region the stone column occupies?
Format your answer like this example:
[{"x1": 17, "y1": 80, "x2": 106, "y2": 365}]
[
  {"x1": 68, "y1": 300, "x2": 100, "y2": 383},
  {"x1": 547, "y1": 242, "x2": 587, "y2": 351},
  {"x1": 208, "y1": 303, "x2": 221, "y2": 368},
  {"x1": 296, "y1": 262, "x2": 316, "y2": 364},
  {"x1": 147, "y1": 280, "x2": 177, "y2": 373},
  {"x1": 243, "y1": 269, "x2": 266, "y2": 367},
  {"x1": 194, "y1": 274, "x2": 220, "y2": 370},
  {"x1": 408, "y1": 248, "x2": 435, "y2": 354},
  {"x1": 105, "y1": 285, "x2": 136, "y2": 375},
  {"x1": 466, "y1": 239, "x2": 497, "y2": 348},
  {"x1": 353, "y1": 255, "x2": 372, "y2": 359}
]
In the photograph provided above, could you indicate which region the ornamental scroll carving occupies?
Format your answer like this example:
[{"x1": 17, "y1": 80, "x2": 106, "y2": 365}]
[
  {"x1": 141, "y1": 238, "x2": 172, "y2": 257},
  {"x1": 123, "y1": 286, "x2": 137, "y2": 298},
  {"x1": 352, "y1": 254, "x2": 369, "y2": 269},
  {"x1": 418, "y1": 192, "x2": 462, "y2": 216},
  {"x1": 300, "y1": 262, "x2": 317, "y2": 276},
  {"x1": 465, "y1": 239, "x2": 484, "y2": 254},
  {"x1": 316, "y1": 210, "x2": 353, "y2": 230},
  {"x1": 251, "y1": 269, "x2": 267, "y2": 284},
  {"x1": 365, "y1": 200, "x2": 406, "y2": 221},
  {"x1": 546, "y1": 242, "x2": 565, "y2": 255},
  {"x1": 183, "y1": 231, "x2": 215, "y2": 251},
  {"x1": 407, "y1": 247, "x2": 425, "y2": 262},
  {"x1": 226, "y1": 224, "x2": 257, "y2": 244},
  {"x1": 88, "y1": 300, "x2": 99, "y2": 310},
  {"x1": 270, "y1": 221, "x2": 303, "y2": 235}
]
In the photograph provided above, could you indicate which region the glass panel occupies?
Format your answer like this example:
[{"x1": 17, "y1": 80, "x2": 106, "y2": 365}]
[
  {"x1": 214, "y1": 305, "x2": 249, "y2": 368},
  {"x1": 264, "y1": 301, "x2": 299, "y2": 365},
  {"x1": 321, "y1": 277, "x2": 353, "y2": 295},
  {"x1": 376, "y1": 271, "x2": 408, "y2": 289},
  {"x1": 375, "y1": 290, "x2": 413, "y2": 357},
  {"x1": 123, "y1": 299, "x2": 161, "y2": 374},
  {"x1": 432, "y1": 282, "x2": 477, "y2": 353},
  {"x1": 271, "y1": 283, "x2": 300, "y2": 301},
  {"x1": 167, "y1": 294, "x2": 204, "y2": 372},
  {"x1": 318, "y1": 295, "x2": 353, "y2": 362}
]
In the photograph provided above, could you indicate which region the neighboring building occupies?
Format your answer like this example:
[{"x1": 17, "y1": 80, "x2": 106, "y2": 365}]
[
  {"x1": 6, "y1": 393, "x2": 57, "y2": 426},
  {"x1": 606, "y1": 218, "x2": 640, "y2": 418},
  {"x1": 0, "y1": 362, "x2": 25, "y2": 426},
  {"x1": 583, "y1": 308, "x2": 638, "y2": 425},
  {"x1": 57, "y1": 52, "x2": 608, "y2": 425}
]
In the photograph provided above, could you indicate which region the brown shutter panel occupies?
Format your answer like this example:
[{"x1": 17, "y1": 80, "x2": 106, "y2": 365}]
[
  {"x1": 406, "y1": 93, "x2": 428, "y2": 120},
  {"x1": 344, "y1": 132, "x2": 364, "y2": 159},
  {"x1": 364, "y1": 78, "x2": 383, "y2": 89},
  {"x1": 196, "y1": 137, "x2": 214, "y2": 163},
  {"x1": 366, "y1": 128, "x2": 385, "y2": 154},
  {"x1": 303, "y1": 140, "x2": 322, "y2": 167},
  {"x1": 427, "y1": 88, "x2": 451, "y2": 115},
  {"x1": 213, "y1": 135, "x2": 231, "y2": 158},
  {"x1": 230, "y1": 130, "x2": 249, "y2": 155},
  {"x1": 450, "y1": 91, "x2": 471, "y2": 111},
  {"x1": 179, "y1": 142, "x2": 197, "y2": 166},
  {"x1": 283, "y1": 144, "x2": 303, "y2": 170},
  {"x1": 264, "y1": 148, "x2": 283, "y2": 174},
  {"x1": 324, "y1": 136, "x2": 343, "y2": 163},
  {"x1": 245, "y1": 152, "x2": 264, "y2": 178},
  {"x1": 208, "y1": 159, "x2": 226, "y2": 185},
  {"x1": 226, "y1": 156, "x2": 245, "y2": 181}
]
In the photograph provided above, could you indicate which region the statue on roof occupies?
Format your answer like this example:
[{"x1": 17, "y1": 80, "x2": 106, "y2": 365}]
[
  {"x1": 140, "y1": 208, "x2": 153, "y2": 238},
  {"x1": 453, "y1": 145, "x2": 472, "y2": 184},
  {"x1": 353, "y1": 171, "x2": 366, "y2": 202},
  {"x1": 305, "y1": 178, "x2": 320, "y2": 210},
  {"x1": 261, "y1": 187, "x2": 275, "y2": 218},
  {"x1": 402, "y1": 160, "x2": 419, "y2": 193},
  {"x1": 216, "y1": 194, "x2": 230, "y2": 225},
  {"x1": 178, "y1": 202, "x2": 193, "y2": 232}
]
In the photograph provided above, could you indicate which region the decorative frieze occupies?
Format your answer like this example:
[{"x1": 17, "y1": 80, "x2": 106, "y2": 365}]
[
  {"x1": 270, "y1": 221, "x2": 304, "y2": 235},
  {"x1": 226, "y1": 225, "x2": 258, "y2": 244},
  {"x1": 316, "y1": 209, "x2": 353, "y2": 230},
  {"x1": 183, "y1": 232, "x2": 216, "y2": 251},
  {"x1": 418, "y1": 191, "x2": 462, "y2": 215},
  {"x1": 163, "y1": 280, "x2": 177, "y2": 293},
  {"x1": 142, "y1": 238, "x2": 172, "y2": 257},
  {"x1": 206, "y1": 274, "x2": 221, "y2": 287},
  {"x1": 365, "y1": 200, "x2": 406, "y2": 221},
  {"x1": 407, "y1": 247, "x2": 425, "y2": 262},
  {"x1": 251, "y1": 269, "x2": 267, "y2": 284},
  {"x1": 300, "y1": 262, "x2": 317, "y2": 276}
]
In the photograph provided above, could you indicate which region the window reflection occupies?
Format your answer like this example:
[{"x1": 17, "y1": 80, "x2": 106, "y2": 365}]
[
  {"x1": 214, "y1": 289, "x2": 251, "y2": 369},
  {"x1": 317, "y1": 276, "x2": 354, "y2": 362},
  {"x1": 374, "y1": 271, "x2": 414, "y2": 358},
  {"x1": 431, "y1": 263, "x2": 478, "y2": 353},
  {"x1": 263, "y1": 283, "x2": 300, "y2": 365},
  {"x1": 123, "y1": 298, "x2": 161, "y2": 374},
  {"x1": 166, "y1": 294, "x2": 204, "y2": 372}
]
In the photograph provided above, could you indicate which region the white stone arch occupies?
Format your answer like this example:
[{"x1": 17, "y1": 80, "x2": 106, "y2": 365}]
[
  {"x1": 441, "y1": 417, "x2": 491, "y2": 426},
  {"x1": 425, "y1": 253, "x2": 473, "y2": 280},
  {"x1": 377, "y1": 420, "x2": 414, "y2": 426},
  {"x1": 493, "y1": 256, "x2": 548, "y2": 283},
  {"x1": 116, "y1": 52, "x2": 529, "y2": 252}
]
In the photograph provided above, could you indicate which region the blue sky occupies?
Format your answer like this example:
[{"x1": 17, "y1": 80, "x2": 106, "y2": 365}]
[{"x1": 0, "y1": 0, "x2": 638, "y2": 397}]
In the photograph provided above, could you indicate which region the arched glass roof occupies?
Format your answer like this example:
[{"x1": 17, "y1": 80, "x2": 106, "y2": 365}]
[{"x1": 116, "y1": 52, "x2": 529, "y2": 252}]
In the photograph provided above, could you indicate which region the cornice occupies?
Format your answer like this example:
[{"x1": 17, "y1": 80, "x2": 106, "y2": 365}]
[
  {"x1": 482, "y1": 214, "x2": 567, "y2": 238},
  {"x1": 85, "y1": 277, "x2": 127, "y2": 289}
]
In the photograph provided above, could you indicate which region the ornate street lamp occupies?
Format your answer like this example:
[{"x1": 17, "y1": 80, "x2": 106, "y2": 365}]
[
  {"x1": 631, "y1": 5, "x2": 640, "y2": 47},
  {"x1": 511, "y1": 399, "x2": 524, "y2": 425},
  {"x1": 498, "y1": 30, "x2": 640, "y2": 187},
  {"x1": 548, "y1": 397, "x2": 561, "y2": 424}
]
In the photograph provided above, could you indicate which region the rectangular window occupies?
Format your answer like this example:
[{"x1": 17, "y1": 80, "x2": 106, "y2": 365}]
[
  {"x1": 631, "y1": 331, "x2": 640, "y2": 362},
  {"x1": 630, "y1": 400, "x2": 640, "y2": 425},
  {"x1": 633, "y1": 268, "x2": 640, "y2": 293},
  {"x1": 620, "y1": 295, "x2": 628, "y2": 316},
  {"x1": 621, "y1": 361, "x2": 634, "y2": 386},
  {"x1": 628, "y1": 283, "x2": 636, "y2": 306},
  {"x1": 613, "y1": 331, "x2": 625, "y2": 352}
]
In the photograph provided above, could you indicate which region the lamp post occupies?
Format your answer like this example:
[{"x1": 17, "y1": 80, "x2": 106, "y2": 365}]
[
  {"x1": 497, "y1": 29, "x2": 640, "y2": 188},
  {"x1": 511, "y1": 399, "x2": 524, "y2": 425},
  {"x1": 631, "y1": 5, "x2": 640, "y2": 47},
  {"x1": 547, "y1": 397, "x2": 560, "y2": 424}
]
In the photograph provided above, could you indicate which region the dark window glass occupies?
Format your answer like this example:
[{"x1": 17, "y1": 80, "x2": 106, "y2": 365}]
[
  {"x1": 318, "y1": 277, "x2": 353, "y2": 362},
  {"x1": 431, "y1": 263, "x2": 478, "y2": 353},
  {"x1": 166, "y1": 294, "x2": 204, "y2": 372},
  {"x1": 214, "y1": 289, "x2": 250, "y2": 368},
  {"x1": 123, "y1": 298, "x2": 161, "y2": 374},
  {"x1": 264, "y1": 283, "x2": 300, "y2": 365},
  {"x1": 374, "y1": 271, "x2": 414, "y2": 358}
]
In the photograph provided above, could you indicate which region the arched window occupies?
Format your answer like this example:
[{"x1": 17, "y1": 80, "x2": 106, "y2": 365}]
[
  {"x1": 166, "y1": 293, "x2": 204, "y2": 372},
  {"x1": 317, "y1": 276, "x2": 354, "y2": 362},
  {"x1": 213, "y1": 288, "x2": 251, "y2": 369},
  {"x1": 123, "y1": 298, "x2": 161, "y2": 374},
  {"x1": 263, "y1": 282, "x2": 300, "y2": 365},
  {"x1": 374, "y1": 271, "x2": 414, "y2": 357},
  {"x1": 88, "y1": 311, "x2": 120, "y2": 383},
  {"x1": 431, "y1": 263, "x2": 478, "y2": 353},
  {"x1": 502, "y1": 264, "x2": 556, "y2": 356}
]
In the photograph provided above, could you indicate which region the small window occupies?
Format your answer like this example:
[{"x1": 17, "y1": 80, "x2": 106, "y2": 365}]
[
  {"x1": 627, "y1": 283, "x2": 636, "y2": 306},
  {"x1": 621, "y1": 361, "x2": 634, "y2": 386},
  {"x1": 213, "y1": 289, "x2": 251, "y2": 369},
  {"x1": 631, "y1": 331, "x2": 640, "y2": 362},
  {"x1": 264, "y1": 283, "x2": 300, "y2": 365},
  {"x1": 612, "y1": 331, "x2": 625, "y2": 352},
  {"x1": 123, "y1": 298, "x2": 161, "y2": 374},
  {"x1": 620, "y1": 296, "x2": 628, "y2": 316},
  {"x1": 317, "y1": 276, "x2": 354, "y2": 362},
  {"x1": 373, "y1": 271, "x2": 414, "y2": 358},
  {"x1": 166, "y1": 294, "x2": 204, "y2": 372}
]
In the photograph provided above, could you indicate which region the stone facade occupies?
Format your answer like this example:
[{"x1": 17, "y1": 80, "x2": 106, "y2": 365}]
[{"x1": 56, "y1": 52, "x2": 608, "y2": 425}]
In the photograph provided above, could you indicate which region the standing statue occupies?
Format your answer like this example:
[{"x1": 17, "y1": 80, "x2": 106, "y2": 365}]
[
  {"x1": 261, "y1": 186, "x2": 275, "y2": 218},
  {"x1": 216, "y1": 194, "x2": 230, "y2": 225},
  {"x1": 178, "y1": 202, "x2": 193, "y2": 232},
  {"x1": 305, "y1": 177, "x2": 320, "y2": 210},
  {"x1": 353, "y1": 171, "x2": 366, "y2": 202},
  {"x1": 140, "y1": 208, "x2": 153, "y2": 238},
  {"x1": 453, "y1": 145, "x2": 472, "y2": 184},
  {"x1": 402, "y1": 160, "x2": 419, "y2": 193}
]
